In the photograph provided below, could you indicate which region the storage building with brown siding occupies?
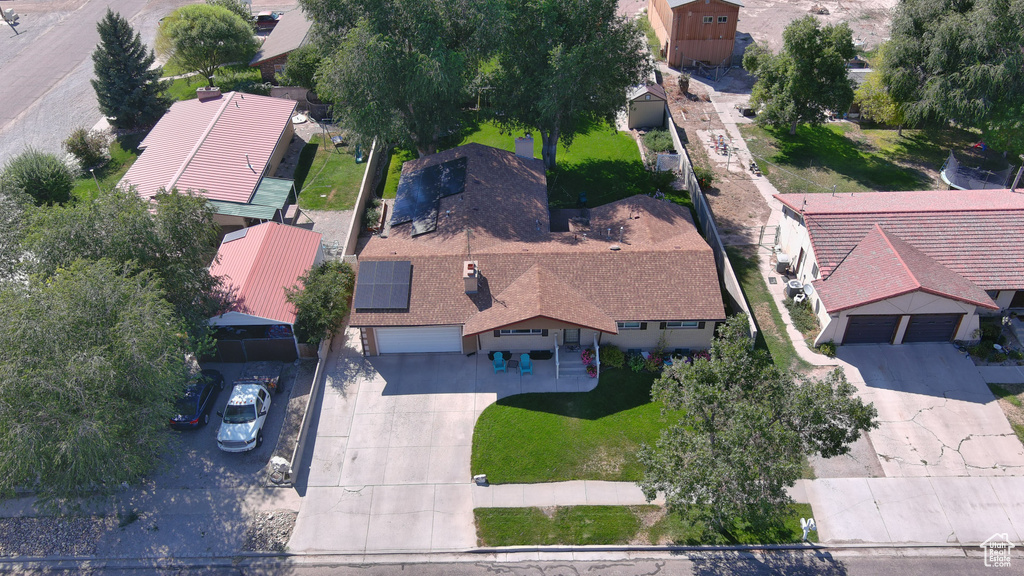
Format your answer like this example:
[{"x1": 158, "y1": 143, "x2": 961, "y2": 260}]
[{"x1": 647, "y1": 0, "x2": 742, "y2": 68}]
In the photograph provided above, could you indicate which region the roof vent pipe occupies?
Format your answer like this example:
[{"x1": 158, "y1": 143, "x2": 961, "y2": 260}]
[
  {"x1": 619, "y1": 226, "x2": 623, "y2": 243},
  {"x1": 245, "y1": 154, "x2": 254, "y2": 171}
]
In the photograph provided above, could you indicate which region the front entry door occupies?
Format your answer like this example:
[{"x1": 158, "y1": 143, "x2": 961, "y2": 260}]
[{"x1": 564, "y1": 329, "x2": 580, "y2": 346}]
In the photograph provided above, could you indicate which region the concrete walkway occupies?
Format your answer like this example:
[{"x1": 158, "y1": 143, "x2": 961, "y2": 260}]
[
  {"x1": 978, "y1": 365, "x2": 1024, "y2": 384},
  {"x1": 473, "y1": 480, "x2": 809, "y2": 508}
]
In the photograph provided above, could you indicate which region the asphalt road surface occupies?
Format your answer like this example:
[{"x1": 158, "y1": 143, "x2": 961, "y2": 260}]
[{"x1": 0, "y1": 0, "x2": 291, "y2": 165}]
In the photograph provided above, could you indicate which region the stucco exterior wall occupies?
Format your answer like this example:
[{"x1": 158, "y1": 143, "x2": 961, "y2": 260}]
[
  {"x1": 602, "y1": 324, "x2": 714, "y2": 351},
  {"x1": 267, "y1": 121, "x2": 295, "y2": 177}
]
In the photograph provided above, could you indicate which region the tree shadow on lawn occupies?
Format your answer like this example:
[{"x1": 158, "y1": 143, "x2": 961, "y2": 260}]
[
  {"x1": 548, "y1": 159, "x2": 662, "y2": 208},
  {"x1": 493, "y1": 368, "x2": 656, "y2": 420},
  {"x1": 764, "y1": 125, "x2": 930, "y2": 191}
]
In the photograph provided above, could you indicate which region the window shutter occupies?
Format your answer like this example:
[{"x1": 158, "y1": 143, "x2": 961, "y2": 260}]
[
  {"x1": 659, "y1": 322, "x2": 667, "y2": 330},
  {"x1": 698, "y1": 322, "x2": 706, "y2": 329},
  {"x1": 640, "y1": 322, "x2": 648, "y2": 330},
  {"x1": 541, "y1": 329, "x2": 549, "y2": 337},
  {"x1": 494, "y1": 330, "x2": 501, "y2": 338}
]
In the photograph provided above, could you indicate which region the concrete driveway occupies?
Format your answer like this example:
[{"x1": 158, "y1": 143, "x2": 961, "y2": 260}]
[
  {"x1": 290, "y1": 332, "x2": 590, "y2": 554},
  {"x1": 838, "y1": 344, "x2": 1024, "y2": 477}
]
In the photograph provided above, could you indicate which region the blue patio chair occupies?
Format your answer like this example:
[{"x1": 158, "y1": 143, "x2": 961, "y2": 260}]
[
  {"x1": 493, "y1": 352, "x2": 506, "y2": 373},
  {"x1": 519, "y1": 353, "x2": 533, "y2": 375}
]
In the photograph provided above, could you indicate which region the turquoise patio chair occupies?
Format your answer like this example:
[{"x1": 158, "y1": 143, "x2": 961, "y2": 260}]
[
  {"x1": 519, "y1": 353, "x2": 532, "y2": 375},
  {"x1": 493, "y1": 352, "x2": 506, "y2": 373}
]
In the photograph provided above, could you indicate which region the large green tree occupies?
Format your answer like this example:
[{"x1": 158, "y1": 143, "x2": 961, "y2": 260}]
[
  {"x1": 157, "y1": 4, "x2": 259, "y2": 86},
  {"x1": 743, "y1": 16, "x2": 856, "y2": 135},
  {"x1": 21, "y1": 187, "x2": 223, "y2": 352},
  {"x1": 639, "y1": 315, "x2": 877, "y2": 532},
  {"x1": 0, "y1": 259, "x2": 188, "y2": 503},
  {"x1": 882, "y1": 0, "x2": 1024, "y2": 152},
  {"x1": 488, "y1": 0, "x2": 652, "y2": 169},
  {"x1": 309, "y1": 0, "x2": 485, "y2": 156},
  {"x1": 285, "y1": 260, "x2": 355, "y2": 344},
  {"x1": 91, "y1": 9, "x2": 171, "y2": 130}
]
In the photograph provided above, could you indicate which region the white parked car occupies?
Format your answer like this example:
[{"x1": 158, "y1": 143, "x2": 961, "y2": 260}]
[{"x1": 217, "y1": 379, "x2": 274, "y2": 452}]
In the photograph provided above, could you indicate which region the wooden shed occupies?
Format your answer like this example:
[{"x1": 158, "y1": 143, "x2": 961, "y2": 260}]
[
  {"x1": 647, "y1": 0, "x2": 743, "y2": 68},
  {"x1": 627, "y1": 84, "x2": 667, "y2": 129}
]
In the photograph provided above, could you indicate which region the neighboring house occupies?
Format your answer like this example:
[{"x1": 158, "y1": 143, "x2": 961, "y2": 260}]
[
  {"x1": 119, "y1": 89, "x2": 297, "y2": 231},
  {"x1": 208, "y1": 221, "x2": 325, "y2": 362},
  {"x1": 250, "y1": 9, "x2": 313, "y2": 84},
  {"x1": 349, "y1": 143, "x2": 725, "y2": 357},
  {"x1": 774, "y1": 190, "x2": 1024, "y2": 346},
  {"x1": 646, "y1": 0, "x2": 742, "y2": 68},
  {"x1": 627, "y1": 83, "x2": 667, "y2": 130}
]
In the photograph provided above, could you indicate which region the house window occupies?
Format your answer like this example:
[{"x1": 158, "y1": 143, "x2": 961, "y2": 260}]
[
  {"x1": 618, "y1": 321, "x2": 642, "y2": 330},
  {"x1": 702, "y1": 16, "x2": 713, "y2": 23},
  {"x1": 274, "y1": 64, "x2": 286, "y2": 75},
  {"x1": 499, "y1": 329, "x2": 544, "y2": 335},
  {"x1": 718, "y1": 15, "x2": 728, "y2": 23},
  {"x1": 811, "y1": 263, "x2": 819, "y2": 279},
  {"x1": 665, "y1": 321, "x2": 700, "y2": 329}
]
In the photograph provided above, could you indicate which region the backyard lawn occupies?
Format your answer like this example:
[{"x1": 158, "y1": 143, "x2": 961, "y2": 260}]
[
  {"x1": 726, "y1": 246, "x2": 809, "y2": 372},
  {"x1": 741, "y1": 123, "x2": 1003, "y2": 196},
  {"x1": 70, "y1": 133, "x2": 146, "y2": 202},
  {"x1": 378, "y1": 117, "x2": 673, "y2": 208},
  {"x1": 294, "y1": 135, "x2": 368, "y2": 211},
  {"x1": 471, "y1": 369, "x2": 672, "y2": 484},
  {"x1": 475, "y1": 503, "x2": 817, "y2": 546},
  {"x1": 165, "y1": 65, "x2": 264, "y2": 101}
]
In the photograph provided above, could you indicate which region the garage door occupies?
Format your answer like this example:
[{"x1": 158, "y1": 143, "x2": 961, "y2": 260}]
[
  {"x1": 844, "y1": 315, "x2": 900, "y2": 344},
  {"x1": 903, "y1": 314, "x2": 961, "y2": 343},
  {"x1": 375, "y1": 326, "x2": 463, "y2": 354}
]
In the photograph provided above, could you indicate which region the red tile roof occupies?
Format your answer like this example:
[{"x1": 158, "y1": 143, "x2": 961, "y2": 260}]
[
  {"x1": 776, "y1": 190, "x2": 1024, "y2": 290},
  {"x1": 121, "y1": 92, "x2": 297, "y2": 204},
  {"x1": 209, "y1": 222, "x2": 322, "y2": 325},
  {"x1": 813, "y1": 225, "x2": 999, "y2": 312},
  {"x1": 350, "y1": 145, "x2": 725, "y2": 330}
]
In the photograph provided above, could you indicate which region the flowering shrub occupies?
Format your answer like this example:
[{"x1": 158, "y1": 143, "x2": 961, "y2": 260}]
[
  {"x1": 581, "y1": 348, "x2": 595, "y2": 364},
  {"x1": 586, "y1": 364, "x2": 597, "y2": 377},
  {"x1": 644, "y1": 355, "x2": 664, "y2": 372},
  {"x1": 692, "y1": 350, "x2": 711, "y2": 362}
]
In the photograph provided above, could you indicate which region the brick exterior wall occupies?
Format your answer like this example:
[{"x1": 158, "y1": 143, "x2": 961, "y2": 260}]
[{"x1": 254, "y1": 53, "x2": 290, "y2": 84}]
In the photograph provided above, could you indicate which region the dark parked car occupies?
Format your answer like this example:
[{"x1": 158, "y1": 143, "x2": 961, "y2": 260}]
[
  {"x1": 170, "y1": 369, "x2": 225, "y2": 430},
  {"x1": 255, "y1": 11, "x2": 282, "y2": 31}
]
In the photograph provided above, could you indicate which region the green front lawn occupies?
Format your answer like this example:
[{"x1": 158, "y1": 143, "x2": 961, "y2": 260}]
[
  {"x1": 726, "y1": 246, "x2": 809, "y2": 372},
  {"x1": 741, "y1": 123, "x2": 999, "y2": 196},
  {"x1": 471, "y1": 369, "x2": 672, "y2": 483},
  {"x1": 378, "y1": 117, "x2": 671, "y2": 208},
  {"x1": 165, "y1": 65, "x2": 263, "y2": 101},
  {"x1": 475, "y1": 503, "x2": 817, "y2": 546},
  {"x1": 70, "y1": 133, "x2": 147, "y2": 202},
  {"x1": 294, "y1": 135, "x2": 368, "y2": 211}
]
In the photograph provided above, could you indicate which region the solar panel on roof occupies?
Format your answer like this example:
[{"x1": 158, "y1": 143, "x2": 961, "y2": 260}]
[
  {"x1": 352, "y1": 260, "x2": 413, "y2": 310},
  {"x1": 390, "y1": 157, "x2": 468, "y2": 236}
]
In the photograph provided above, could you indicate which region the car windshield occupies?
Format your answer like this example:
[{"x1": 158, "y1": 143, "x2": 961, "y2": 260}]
[{"x1": 223, "y1": 404, "x2": 256, "y2": 424}]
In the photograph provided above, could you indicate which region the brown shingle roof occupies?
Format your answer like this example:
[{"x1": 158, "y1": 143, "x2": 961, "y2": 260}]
[
  {"x1": 776, "y1": 190, "x2": 1024, "y2": 290},
  {"x1": 462, "y1": 264, "x2": 618, "y2": 335},
  {"x1": 351, "y1": 145, "x2": 725, "y2": 330},
  {"x1": 813, "y1": 225, "x2": 999, "y2": 312}
]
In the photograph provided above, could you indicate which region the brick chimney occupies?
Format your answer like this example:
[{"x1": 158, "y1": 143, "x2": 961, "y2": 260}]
[
  {"x1": 463, "y1": 261, "x2": 479, "y2": 294},
  {"x1": 196, "y1": 86, "x2": 222, "y2": 101}
]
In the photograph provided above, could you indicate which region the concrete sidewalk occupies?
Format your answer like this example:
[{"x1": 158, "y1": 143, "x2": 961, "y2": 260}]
[{"x1": 472, "y1": 480, "x2": 810, "y2": 508}]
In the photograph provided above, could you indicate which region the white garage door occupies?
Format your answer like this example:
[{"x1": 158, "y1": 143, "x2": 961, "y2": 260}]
[{"x1": 375, "y1": 326, "x2": 463, "y2": 354}]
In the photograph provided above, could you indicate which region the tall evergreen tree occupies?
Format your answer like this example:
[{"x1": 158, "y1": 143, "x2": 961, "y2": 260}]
[{"x1": 91, "y1": 9, "x2": 171, "y2": 130}]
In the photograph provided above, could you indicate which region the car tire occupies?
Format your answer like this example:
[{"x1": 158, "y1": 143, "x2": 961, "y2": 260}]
[
  {"x1": 256, "y1": 430, "x2": 264, "y2": 448},
  {"x1": 203, "y1": 413, "x2": 210, "y2": 426}
]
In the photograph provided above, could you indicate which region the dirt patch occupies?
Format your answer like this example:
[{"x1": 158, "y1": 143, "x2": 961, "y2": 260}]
[
  {"x1": 753, "y1": 302, "x2": 780, "y2": 341},
  {"x1": 243, "y1": 510, "x2": 297, "y2": 552},
  {"x1": 736, "y1": 0, "x2": 895, "y2": 54},
  {"x1": 628, "y1": 505, "x2": 667, "y2": 545},
  {"x1": 580, "y1": 446, "x2": 625, "y2": 478}
]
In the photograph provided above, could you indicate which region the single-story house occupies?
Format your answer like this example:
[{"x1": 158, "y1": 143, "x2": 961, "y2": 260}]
[
  {"x1": 775, "y1": 190, "x2": 1024, "y2": 346},
  {"x1": 627, "y1": 83, "x2": 667, "y2": 130},
  {"x1": 349, "y1": 143, "x2": 725, "y2": 358},
  {"x1": 119, "y1": 89, "x2": 297, "y2": 230},
  {"x1": 250, "y1": 9, "x2": 313, "y2": 84},
  {"x1": 208, "y1": 221, "x2": 324, "y2": 361},
  {"x1": 646, "y1": 0, "x2": 742, "y2": 68}
]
